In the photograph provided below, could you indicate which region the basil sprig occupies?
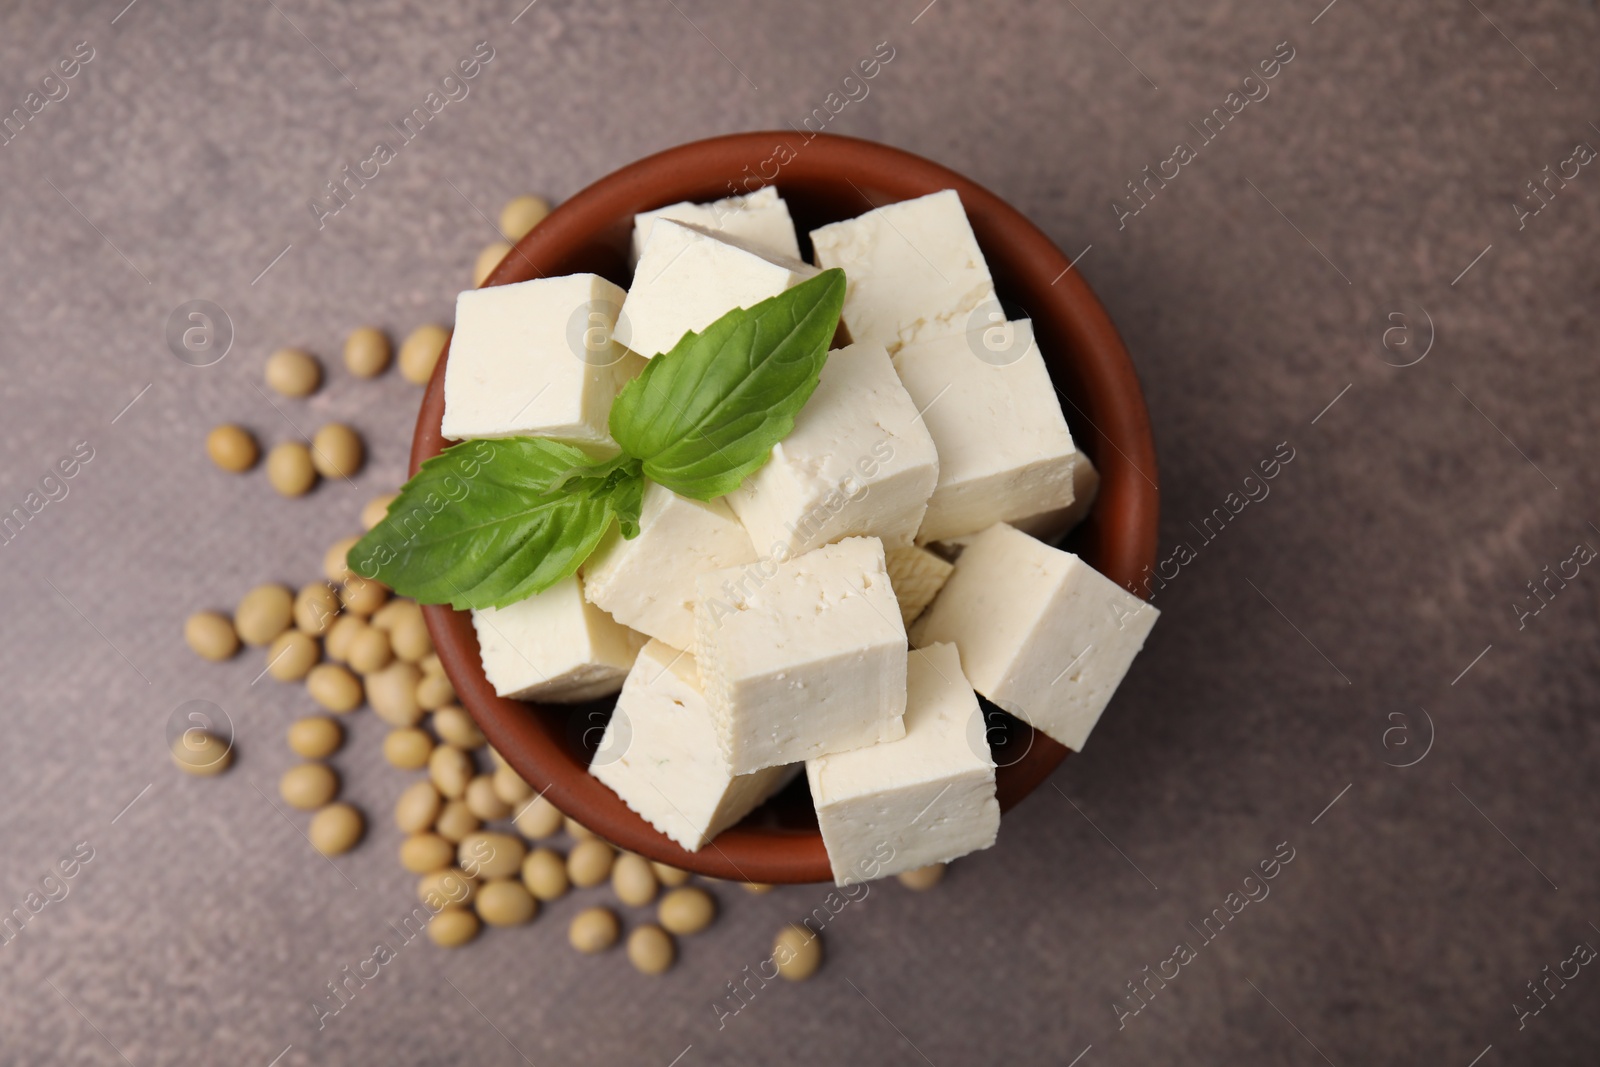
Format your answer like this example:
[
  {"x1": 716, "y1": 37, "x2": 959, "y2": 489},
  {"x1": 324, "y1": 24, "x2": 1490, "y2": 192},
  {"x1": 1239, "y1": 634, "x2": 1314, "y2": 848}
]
[{"x1": 349, "y1": 268, "x2": 845, "y2": 610}]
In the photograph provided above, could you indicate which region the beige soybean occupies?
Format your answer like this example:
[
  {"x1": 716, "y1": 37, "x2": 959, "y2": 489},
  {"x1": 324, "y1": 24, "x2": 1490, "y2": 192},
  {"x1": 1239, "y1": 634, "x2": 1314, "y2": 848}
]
[
  {"x1": 500, "y1": 194, "x2": 550, "y2": 241},
  {"x1": 522, "y1": 848, "x2": 568, "y2": 901},
  {"x1": 307, "y1": 664, "x2": 363, "y2": 713},
  {"x1": 280, "y1": 763, "x2": 339, "y2": 810},
  {"x1": 323, "y1": 615, "x2": 366, "y2": 663},
  {"x1": 652, "y1": 862, "x2": 691, "y2": 888},
  {"x1": 742, "y1": 882, "x2": 774, "y2": 895},
  {"x1": 369, "y1": 661, "x2": 423, "y2": 726},
  {"x1": 464, "y1": 775, "x2": 511, "y2": 821},
  {"x1": 266, "y1": 442, "x2": 318, "y2": 497},
  {"x1": 627, "y1": 924, "x2": 676, "y2": 975},
  {"x1": 773, "y1": 924, "x2": 822, "y2": 980},
  {"x1": 399, "y1": 324, "x2": 449, "y2": 385},
  {"x1": 361, "y1": 492, "x2": 398, "y2": 530},
  {"x1": 309, "y1": 803, "x2": 364, "y2": 856},
  {"x1": 427, "y1": 744, "x2": 473, "y2": 798},
  {"x1": 564, "y1": 817, "x2": 597, "y2": 841},
  {"x1": 420, "y1": 653, "x2": 442, "y2": 675},
  {"x1": 897, "y1": 863, "x2": 946, "y2": 891},
  {"x1": 491, "y1": 764, "x2": 532, "y2": 806},
  {"x1": 324, "y1": 536, "x2": 360, "y2": 582},
  {"x1": 476, "y1": 879, "x2": 537, "y2": 927},
  {"x1": 419, "y1": 868, "x2": 477, "y2": 908},
  {"x1": 474, "y1": 242, "x2": 510, "y2": 287},
  {"x1": 184, "y1": 611, "x2": 239, "y2": 661},
  {"x1": 311, "y1": 423, "x2": 364, "y2": 479},
  {"x1": 657, "y1": 887, "x2": 716, "y2": 936},
  {"x1": 389, "y1": 610, "x2": 433, "y2": 663},
  {"x1": 395, "y1": 780, "x2": 443, "y2": 834},
  {"x1": 568, "y1": 906, "x2": 619, "y2": 954},
  {"x1": 268, "y1": 629, "x2": 320, "y2": 681},
  {"x1": 611, "y1": 853, "x2": 658, "y2": 908},
  {"x1": 514, "y1": 794, "x2": 564, "y2": 840},
  {"x1": 432, "y1": 706, "x2": 485, "y2": 750},
  {"x1": 347, "y1": 626, "x2": 393, "y2": 675},
  {"x1": 287, "y1": 717, "x2": 343, "y2": 760},
  {"x1": 206, "y1": 424, "x2": 258, "y2": 473},
  {"x1": 567, "y1": 838, "x2": 614, "y2": 889},
  {"x1": 343, "y1": 326, "x2": 391, "y2": 378},
  {"x1": 434, "y1": 800, "x2": 480, "y2": 843},
  {"x1": 427, "y1": 907, "x2": 479, "y2": 948},
  {"x1": 265, "y1": 347, "x2": 321, "y2": 397},
  {"x1": 459, "y1": 832, "x2": 525, "y2": 881},
  {"x1": 293, "y1": 582, "x2": 341, "y2": 637},
  {"x1": 235, "y1": 584, "x2": 294, "y2": 646},
  {"x1": 488, "y1": 747, "x2": 509, "y2": 770},
  {"x1": 416, "y1": 670, "x2": 454, "y2": 711},
  {"x1": 383, "y1": 728, "x2": 434, "y2": 770},
  {"x1": 400, "y1": 832, "x2": 456, "y2": 874},
  {"x1": 371, "y1": 598, "x2": 419, "y2": 632},
  {"x1": 340, "y1": 575, "x2": 389, "y2": 616},
  {"x1": 170, "y1": 731, "x2": 232, "y2": 776}
]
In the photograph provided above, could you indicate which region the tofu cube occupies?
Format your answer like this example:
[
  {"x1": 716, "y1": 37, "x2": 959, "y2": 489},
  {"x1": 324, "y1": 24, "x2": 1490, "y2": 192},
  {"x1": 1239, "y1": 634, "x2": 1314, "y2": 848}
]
[
  {"x1": 884, "y1": 544, "x2": 954, "y2": 627},
  {"x1": 582, "y1": 482, "x2": 758, "y2": 651},
  {"x1": 910, "y1": 523, "x2": 1158, "y2": 751},
  {"x1": 935, "y1": 455, "x2": 1101, "y2": 554},
  {"x1": 630, "y1": 185, "x2": 801, "y2": 267},
  {"x1": 892, "y1": 318, "x2": 1079, "y2": 543},
  {"x1": 809, "y1": 190, "x2": 997, "y2": 353},
  {"x1": 726, "y1": 341, "x2": 940, "y2": 558},
  {"x1": 694, "y1": 537, "x2": 907, "y2": 775},
  {"x1": 614, "y1": 220, "x2": 819, "y2": 359},
  {"x1": 441, "y1": 274, "x2": 646, "y2": 449},
  {"x1": 806, "y1": 642, "x2": 1000, "y2": 885},
  {"x1": 472, "y1": 575, "x2": 645, "y2": 703},
  {"x1": 591, "y1": 640, "x2": 799, "y2": 851}
]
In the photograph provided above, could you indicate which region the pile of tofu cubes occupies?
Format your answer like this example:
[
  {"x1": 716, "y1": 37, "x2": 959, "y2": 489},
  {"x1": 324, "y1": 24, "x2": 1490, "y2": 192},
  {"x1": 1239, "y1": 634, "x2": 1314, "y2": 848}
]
[{"x1": 441, "y1": 185, "x2": 1159, "y2": 885}]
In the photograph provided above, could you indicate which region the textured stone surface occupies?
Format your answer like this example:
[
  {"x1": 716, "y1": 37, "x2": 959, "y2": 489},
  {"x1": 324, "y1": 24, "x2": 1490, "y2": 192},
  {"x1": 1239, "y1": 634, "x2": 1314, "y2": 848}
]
[{"x1": 2, "y1": 0, "x2": 1598, "y2": 1063}]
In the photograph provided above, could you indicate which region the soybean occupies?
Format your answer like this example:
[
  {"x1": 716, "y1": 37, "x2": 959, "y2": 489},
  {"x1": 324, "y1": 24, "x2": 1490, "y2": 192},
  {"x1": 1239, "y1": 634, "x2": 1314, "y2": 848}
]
[
  {"x1": 476, "y1": 880, "x2": 537, "y2": 927},
  {"x1": 474, "y1": 242, "x2": 510, "y2": 287},
  {"x1": 773, "y1": 924, "x2": 822, "y2": 980},
  {"x1": 280, "y1": 763, "x2": 339, "y2": 810},
  {"x1": 343, "y1": 326, "x2": 390, "y2": 378},
  {"x1": 514, "y1": 794, "x2": 563, "y2": 840},
  {"x1": 347, "y1": 626, "x2": 393, "y2": 675},
  {"x1": 400, "y1": 832, "x2": 455, "y2": 874},
  {"x1": 369, "y1": 661, "x2": 423, "y2": 726},
  {"x1": 428, "y1": 744, "x2": 473, "y2": 798},
  {"x1": 206, "y1": 424, "x2": 258, "y2": 472},
  {"x1": 419, "y1": 868, "x2": 477, "y2": 908},
  {"x1": 340, "y1": 576, "x2": 389, "y2": 616},
  {"x1": 235, "y1": 584, "x2": 293, "y2": 646},
  {"x1": 897, "y1": 864, "x2": 946, "y2": 891},
  {"x1": 266, "y1": 441, "x2": 317, "y2": 497},
  {"x1": 490, "y1": 764, "x2": 532, "y2": 806},
  {"x1": 627, "y1": 924, "x2": 675, "y2": 975},
  {"x1": 657, "y1": 887, "x2": 715, "y2": 936},
  {"x1": 267, "y1": 629, "x2": 320, "y2": 681},
  {"x1": 567, "y1": 838, "x2": 614, "y2": 888},
  {"x1": 309, "y1": 803, "x2": 364, "y2": 855},
  {"x1": 427, "y1": 907, "x2": 479, "y2": 948},
  {"x1": 395, "y1": 780, "x2": 443, "y2": 834},
  {"x1": 287, "y1": 717, "x2": 343, "y2": 760},
  {"x1": 361, "y1": 492, "x2": 397, "y2": 530},
  {"x1": 383, "y1": 728, "x2": 434, "y2": 770},
  {"x1": 416, "y1": 670, "x2": 454, "y2": 712},
  {"x1": 652, "y1": 863, "x2": 691, "y2": 888},
  {"x1": 265, "y1": 347, "x2": 321, "y2": 397},
  {"x1": 611, "y1": 853, "x2": 658, "y2": 908},
  {"x1": 171, "y1": 731, "x2": 232, "y2": 776},
  {"x1": 399, "y1": 325, "x2": 449, "y2": 385},
  {"x1": 500, "y1": 195, "x2": 550, "y2": 241},
  {"x1": 307, "y1": 664, "x2": 363, "y2": 713},
  {"x1": 293, "y1": 582, "x2": 341, "y2": 637},
  {"x1": 184, "y1": 611, "x2": 239, "y2": 661},
  {"x1": 568, "y1": 906, "x2": 619, "y2": 954},
  {"x1": 459, "y1": 832, "x2": 525, "y2": 881},
  {"x1": 522, "y1": 848, "x2": 568, "y2": 901},
  {"x1": 311, "y1": 423, "x2": 364, "y2": 479},
  {"x1": 432, "y1": 706, "x2": 485, "y2": 750},
  {"x1": 324, "y1": 535, "x2": 360, "y2": 582},
  {"x1": 389, "y1": 610, "x2": 432, "y2": 663},
  {"x1": 464, "y1": 775, "x2": 511, "y2": 821},
  {"x1": 323, "y1": 615, "x2": 366, "y2": 663},
  {"x1": 434, "y1": 800, "x2": 479, "y2": 843},
  {"x1": 565, "y1": 817, "x2": 597, "y2": 841}
]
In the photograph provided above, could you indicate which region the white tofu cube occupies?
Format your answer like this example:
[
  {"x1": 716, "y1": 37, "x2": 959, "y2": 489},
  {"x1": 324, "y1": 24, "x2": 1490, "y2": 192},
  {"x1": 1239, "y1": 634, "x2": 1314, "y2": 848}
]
[
  {"x1": 806, "y1": 642, "x2": 999, "y2": 885},
  {"x1": 892, "y1": 318, "x2": 1079, "y2": 543},
  {"x1": 441, "y1": 274, "x2": 646, "y2": 448},
  {"x1": 910, "y1": 523, "x2": 1158, "y2": 751},
  {"x1": 726, "y1": 341, "x2": 940, "y2": 558},
  {"x1": 809, "y1": 190, "x2": 997, "y2": 354},
  {"x1": 884, "y1": 544, "x2": 954, "y2": 627},
  {"x1": 582, "y1": 482, "x2": 758, "y2": 651},
  {"x1": 614, "y1": 220, "x2": 819, "y2": 359},
  {"x1": 590, "y1": 640, "x2": 799, "y2": 851},
  {"x1": 694, "y1": 537, "x2": 907, "y2": 775},
  {"x1": 935, "y1": 455, "x2": 1101, "y2": 554},
  {"x1": 472, "y1": 575, "x2": 645, "y2": 703},
  {"x1": 629, "y1": 186, "x2": 801, "y2": 267}
]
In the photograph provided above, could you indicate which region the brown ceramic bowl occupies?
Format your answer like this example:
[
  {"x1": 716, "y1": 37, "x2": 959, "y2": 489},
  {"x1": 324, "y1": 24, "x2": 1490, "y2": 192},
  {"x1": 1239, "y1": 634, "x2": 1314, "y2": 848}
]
[{"x1": 411, "y1": 132, "x2": 1159, "y2": 883}]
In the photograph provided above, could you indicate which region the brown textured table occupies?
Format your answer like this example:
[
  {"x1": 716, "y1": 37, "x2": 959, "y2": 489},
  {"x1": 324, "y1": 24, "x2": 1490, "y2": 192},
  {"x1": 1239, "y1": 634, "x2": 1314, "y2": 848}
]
[{"x1": 3, "y1": 1, "x2": 1598, "y2": 1064}]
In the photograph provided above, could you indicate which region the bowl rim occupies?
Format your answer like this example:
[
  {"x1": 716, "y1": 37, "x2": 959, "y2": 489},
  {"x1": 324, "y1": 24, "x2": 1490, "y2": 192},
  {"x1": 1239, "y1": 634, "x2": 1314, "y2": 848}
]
[{"x1": 411, "y1": 131, "x2": 1160, "y2": 883}]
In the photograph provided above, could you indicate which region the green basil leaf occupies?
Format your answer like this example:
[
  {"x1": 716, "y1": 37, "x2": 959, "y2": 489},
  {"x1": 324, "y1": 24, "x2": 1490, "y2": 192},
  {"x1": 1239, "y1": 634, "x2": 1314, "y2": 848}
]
[
  {"x1": 348, "y1": 437, "x2": 616, "y2": 610},
  {"x1": 609, "y1": 268, "x2": 846, "y2": 500}
]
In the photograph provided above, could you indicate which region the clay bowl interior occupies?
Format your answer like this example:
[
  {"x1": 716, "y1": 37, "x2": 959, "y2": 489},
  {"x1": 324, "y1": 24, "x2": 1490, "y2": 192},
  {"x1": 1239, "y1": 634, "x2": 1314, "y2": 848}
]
[{"x1": 413, "y1": 131, "x2": 1159, "y2": 883}]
